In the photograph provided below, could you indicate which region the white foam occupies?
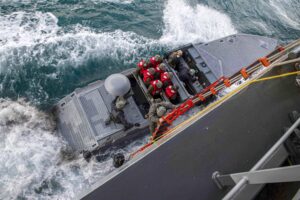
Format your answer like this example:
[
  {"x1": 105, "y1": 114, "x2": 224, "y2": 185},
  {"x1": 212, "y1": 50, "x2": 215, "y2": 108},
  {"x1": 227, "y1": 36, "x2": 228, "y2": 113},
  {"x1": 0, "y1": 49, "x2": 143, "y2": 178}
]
[
  {"x1": 159, "y1": 0, "x2": 237, "y2": 46},
  {"x1": 0, "y1": 12, "x2": 157, "y2": 72},
  {"x1": 0, "y1": 2, "x2": 237, "y2": 72},
  {"x1": 0, "y1": 0, "x2": 133, "y2": 4},
  {"x1": 0, "y1": 98, "x2": 149, "y2": 199},
  {"x1": 89, "y1": 0, "x2": 134, "y2": 4}
]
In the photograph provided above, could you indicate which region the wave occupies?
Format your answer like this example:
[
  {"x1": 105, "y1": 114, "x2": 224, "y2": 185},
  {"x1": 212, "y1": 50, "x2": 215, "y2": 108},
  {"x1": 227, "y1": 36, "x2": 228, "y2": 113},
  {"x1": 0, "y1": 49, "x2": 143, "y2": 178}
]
[
  {"x1": 0, "y1": 98, "x2": 148, "y2": 200},
  {"x1": 269, "y1": 0, "x2": 300, "y2": 30},
  {"x1": 0, "y1": 12, "x2": 157, "y2": 72},
  {"x1": 0, "y1": 1, "x2": 237, "y2": 71},
  {"x1": 160, "y1": 0, "x2": 237, "y2": 46},
  {"x1": 89, "y1": 0, "x2": 134, "y2": 3}
]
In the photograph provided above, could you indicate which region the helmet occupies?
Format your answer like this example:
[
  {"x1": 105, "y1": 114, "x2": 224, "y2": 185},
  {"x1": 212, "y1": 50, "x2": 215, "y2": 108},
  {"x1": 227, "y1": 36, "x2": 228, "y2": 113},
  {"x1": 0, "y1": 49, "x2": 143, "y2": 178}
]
[
  {"x1": 148, "y1": 68, "x2": 155, "y2": 75},
  {"x1": 167, "y1": 72, "x2": 173, "y2": 79},
  {"x1": 156, "y1": 106, "x2": 167, "y2": 117},
  {"x1": 116, "y1": 97, "x2": 126, "y2": 110},
  {"x1": 158, "y1": 63, "x2": 166, "y2": 71},
  {"x1": 156, "y1": 80, "x2": 163, "y2": 88},
  {"x1": 189, "y1": 69, "x2": 196, "y2": 76},
  {"x1": 155, "y1": 55, "x2": 162, "y2": 62},
  {"x1": 172, "y1": 85, "x2": 179, "y2": 90},
  {"x1": 177, "y1": 50, "x2": 183, "y2": 57}
]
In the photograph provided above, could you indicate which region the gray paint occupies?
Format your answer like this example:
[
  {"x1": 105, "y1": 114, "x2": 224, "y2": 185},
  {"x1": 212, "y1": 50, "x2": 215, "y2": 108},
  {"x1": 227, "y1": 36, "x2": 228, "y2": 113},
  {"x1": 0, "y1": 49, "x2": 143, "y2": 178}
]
[{"x1": 80, "y1": 65, "x2": 300, "y2": 200}]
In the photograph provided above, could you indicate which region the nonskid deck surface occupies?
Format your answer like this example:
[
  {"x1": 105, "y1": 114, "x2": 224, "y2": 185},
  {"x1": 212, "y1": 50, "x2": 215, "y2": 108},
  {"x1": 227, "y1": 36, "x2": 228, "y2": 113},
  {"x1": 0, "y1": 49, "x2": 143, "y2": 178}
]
[{"x1": 80, "y1": 65, "x2": 300, "y2": 200}]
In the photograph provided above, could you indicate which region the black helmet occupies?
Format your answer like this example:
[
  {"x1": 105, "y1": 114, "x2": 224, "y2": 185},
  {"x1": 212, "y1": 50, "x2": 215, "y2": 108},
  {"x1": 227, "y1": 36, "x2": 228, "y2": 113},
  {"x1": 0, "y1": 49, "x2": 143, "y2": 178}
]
[{"x1": 113, "y1": 153, "x2": 125, "y2": 168}]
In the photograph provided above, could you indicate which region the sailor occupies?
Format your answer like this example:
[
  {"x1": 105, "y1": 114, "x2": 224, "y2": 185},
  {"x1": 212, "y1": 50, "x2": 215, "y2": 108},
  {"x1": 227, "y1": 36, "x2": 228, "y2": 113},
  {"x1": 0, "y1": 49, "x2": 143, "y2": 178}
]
[
  {"x1": 148, "y1": 80, "x2": 163, "y2": 97},
  {"x1": 142, "y1": 67, "x2": 156, "y2": 85},
  {"x1": 167, "y1": 50, "x2": 183, "y2": 70},
  {"x1": 178, "y1": 67, "x2": 198, "y2": 87},
  {"x1": 165, "y1": 85, "x2": 179, "y2": 101},
  {"x1": 105, "y1": 95, "x2": 134, "y2": 131},
  {"x1": 147, "y1": 100, "x2": 176, "y2": 133},
  {"x1": 154, "y1": 63, "x2": 166, "y2": 78},
  {"x1": 160, "y1": 71, "x2": 173, "y2": 87},
  {"x1": 149, "y1": 55, "x2": 163, "y2": 67},
  {"x1": 136, "y1": 59, "x2": 148, "y2": 75}
]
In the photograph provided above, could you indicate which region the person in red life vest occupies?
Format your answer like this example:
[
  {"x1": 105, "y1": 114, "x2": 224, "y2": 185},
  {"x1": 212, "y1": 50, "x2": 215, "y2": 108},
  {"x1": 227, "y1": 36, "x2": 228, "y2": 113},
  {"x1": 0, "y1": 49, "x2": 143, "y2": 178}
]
[
  {"x1": 142, "y1": 67, "x2": 156, "y2": 85},
  {"x1": 165, "y1": 85, "x2": 179, "y2": 101},
  {"x1": 160, "y1": 71, "x2": 173, "y2": 87},
  {"x1": 149, "y1": 55, "x2": 163, "y2": 67},
  {"x1": 148, "y1": 80, "x2": 163, "y2": 96},
  {"x1": 136, "y1": 59, "x2": 148, "y2": 75},
  {"x1": 154, "y1": 63, "x2": 166, "y2": 78}
]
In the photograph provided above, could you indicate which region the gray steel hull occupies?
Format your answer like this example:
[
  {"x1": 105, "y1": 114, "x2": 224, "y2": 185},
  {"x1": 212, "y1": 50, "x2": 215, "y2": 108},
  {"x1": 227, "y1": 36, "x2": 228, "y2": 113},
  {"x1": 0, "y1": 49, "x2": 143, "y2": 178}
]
[{"x1": 80, "y1": 64, "x2": 300, "y2": 199}]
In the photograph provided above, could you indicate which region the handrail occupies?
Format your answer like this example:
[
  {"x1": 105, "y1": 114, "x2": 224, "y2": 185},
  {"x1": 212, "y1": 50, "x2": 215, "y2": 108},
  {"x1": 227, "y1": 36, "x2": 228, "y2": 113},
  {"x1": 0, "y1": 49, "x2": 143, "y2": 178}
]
[{"x1": 223, "y1": 117, "x2": 300, "y2": 200}]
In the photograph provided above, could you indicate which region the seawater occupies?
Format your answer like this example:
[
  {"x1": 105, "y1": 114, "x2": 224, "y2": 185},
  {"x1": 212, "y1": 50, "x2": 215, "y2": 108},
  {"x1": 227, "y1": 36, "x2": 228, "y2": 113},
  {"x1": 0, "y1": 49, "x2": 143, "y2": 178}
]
[{"x1": 0, "y1": 0, "x2": 299, "y2": 199}]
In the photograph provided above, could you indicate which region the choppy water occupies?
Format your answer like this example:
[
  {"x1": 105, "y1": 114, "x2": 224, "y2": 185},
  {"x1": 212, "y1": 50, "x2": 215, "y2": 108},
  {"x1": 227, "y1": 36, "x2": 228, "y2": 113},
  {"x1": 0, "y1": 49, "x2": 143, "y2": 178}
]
[{"x1": 0, "y1": 0, "x2": 299, "y2": 199}]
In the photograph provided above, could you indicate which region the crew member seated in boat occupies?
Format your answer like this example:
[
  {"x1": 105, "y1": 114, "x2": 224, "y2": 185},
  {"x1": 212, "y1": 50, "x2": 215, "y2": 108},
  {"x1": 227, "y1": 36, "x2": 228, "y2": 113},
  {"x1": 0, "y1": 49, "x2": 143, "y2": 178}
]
[
  {"x1": 105, "y1": 95, "x2": 134, "y2": 131},
  {"x1": 165, "y1": 85, "x2": 179, "y2": 101},
  {"x1": 178, "y1": 68, "x2": 198, "y2": 90},
  {"x1": 147, "y1": 100, "x2": 176, "y2": 133},
  {"x1": 136, "y1": 59, "x2": 148, "y2": 75},
  {"x1": 142, "y1": 67, "x2": 156, "y2": 85},
  {"x1": 154, "y1": 63, "x2": 166, "y2": 78},
  {"x1": 149, "y1": 55, "x2": 163, "y2": 67},
  {"x1": 148, "y1": 80, "x2": 163, "y2": 97},
  {"x1": 160, "y1": 71, "x2": 173, "y2": 87},
  {"x1": 167, "y1": 50, "x2": 183, "y2": 70}
]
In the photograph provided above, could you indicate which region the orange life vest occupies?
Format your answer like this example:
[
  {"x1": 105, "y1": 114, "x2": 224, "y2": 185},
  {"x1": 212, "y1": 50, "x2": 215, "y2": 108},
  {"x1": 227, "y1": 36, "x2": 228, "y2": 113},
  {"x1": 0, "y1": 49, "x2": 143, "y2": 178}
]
[
  {"x1": 150, "y1": 80, "x2": 162, "y2": 96},
  {"x1": 160, "y1": 72, "x2": 172, "y2": 86},
  {"x1": 165, "y1": 85, "x2": 177, "y2": 99},
  {"x1": 154, "y1": 65, "x2": 165, "y2": 76},
  {"x1": 150, "y1": 56, "x2": 161, "y2": 67},
  {"x1": 143, "y1": 69, "x2": 155, "y2": 83},
  {"x1": 138, "y1": 60, "x2": 148, "y2": 74}
]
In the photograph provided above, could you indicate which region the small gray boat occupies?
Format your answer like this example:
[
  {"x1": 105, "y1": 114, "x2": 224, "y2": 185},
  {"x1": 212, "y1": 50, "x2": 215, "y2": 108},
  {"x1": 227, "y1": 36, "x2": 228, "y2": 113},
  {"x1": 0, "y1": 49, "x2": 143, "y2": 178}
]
[{"x1": 53, "y1": 34, "x2": 279, "y2": 160}]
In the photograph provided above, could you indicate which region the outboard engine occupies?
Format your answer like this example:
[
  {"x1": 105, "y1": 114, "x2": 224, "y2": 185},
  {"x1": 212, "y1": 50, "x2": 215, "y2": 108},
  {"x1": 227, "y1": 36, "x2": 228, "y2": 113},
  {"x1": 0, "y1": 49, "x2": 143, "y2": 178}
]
[{"x1": 104, "y1": 73, "x2": 131, "y2": 96}]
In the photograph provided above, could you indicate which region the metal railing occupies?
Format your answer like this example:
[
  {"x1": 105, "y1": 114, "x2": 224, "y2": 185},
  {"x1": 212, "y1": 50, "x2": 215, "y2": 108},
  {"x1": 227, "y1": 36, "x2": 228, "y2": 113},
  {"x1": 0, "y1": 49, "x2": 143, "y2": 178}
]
[{"x1": 213, "y1": 117, "x2": 300, "y2": 200}]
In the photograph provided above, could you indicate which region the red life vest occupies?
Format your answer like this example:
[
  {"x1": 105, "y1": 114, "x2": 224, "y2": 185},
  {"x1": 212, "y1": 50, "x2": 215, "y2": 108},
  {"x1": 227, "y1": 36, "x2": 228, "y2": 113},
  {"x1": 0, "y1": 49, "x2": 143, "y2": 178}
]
[
  {"x1": 150, "y1": 56, "x2": 161, "y2": 67},
  {"x1": 160, "y1": 72, "x2": 172, "y2": 86},
  {"x1": 150, "y1": 80, "x2": 162, "y2": 96},
  {"x1": 165, "y1": 85, "x2": 177, "y2": 99},
  {"x1": 137, "y1": 60, "x2": 147, "y2": 74},
  {"x1": 154, "y1": 65, "x2": 165, "y2": 76},
  {"x1": 143, "y1": 69, "x2": 154, "y2": 83}
]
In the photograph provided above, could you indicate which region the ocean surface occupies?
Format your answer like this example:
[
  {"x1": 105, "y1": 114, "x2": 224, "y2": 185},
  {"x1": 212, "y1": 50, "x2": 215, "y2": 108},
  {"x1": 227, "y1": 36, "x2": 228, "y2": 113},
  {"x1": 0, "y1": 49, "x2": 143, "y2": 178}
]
[{"x1": 0, "y1": 0, "x2": 299, "y2": 199}]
